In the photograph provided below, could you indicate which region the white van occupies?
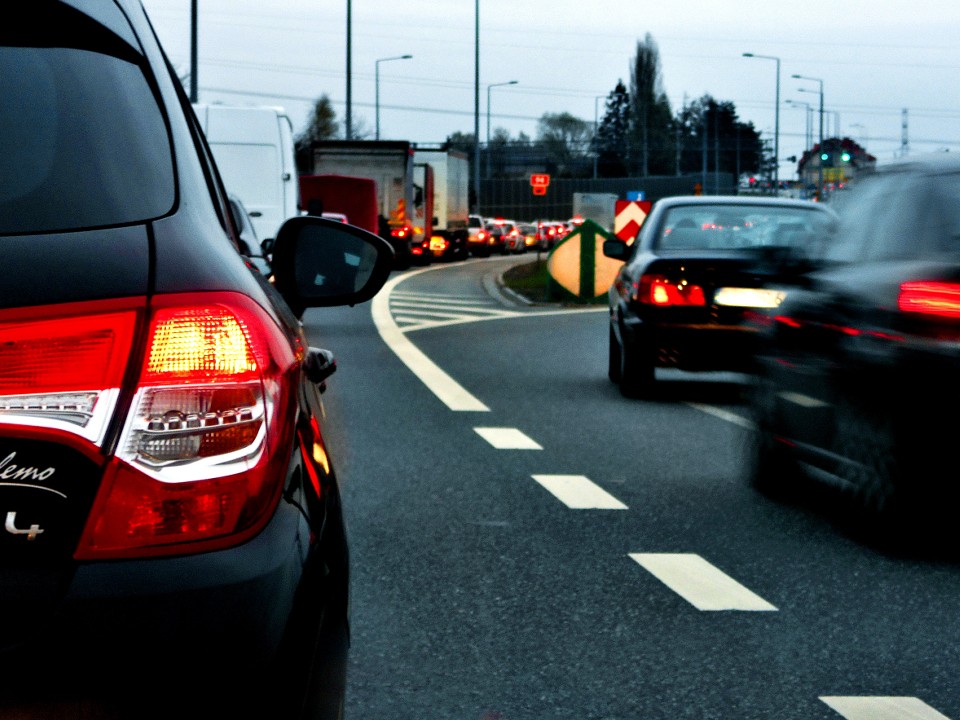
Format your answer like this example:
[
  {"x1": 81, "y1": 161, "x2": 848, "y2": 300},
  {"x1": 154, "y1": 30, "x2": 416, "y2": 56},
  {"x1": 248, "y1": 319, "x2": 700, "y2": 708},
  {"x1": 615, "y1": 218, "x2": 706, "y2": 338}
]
[{"x1": 192, "y1": 103, "x2": 300, "y2": 243}]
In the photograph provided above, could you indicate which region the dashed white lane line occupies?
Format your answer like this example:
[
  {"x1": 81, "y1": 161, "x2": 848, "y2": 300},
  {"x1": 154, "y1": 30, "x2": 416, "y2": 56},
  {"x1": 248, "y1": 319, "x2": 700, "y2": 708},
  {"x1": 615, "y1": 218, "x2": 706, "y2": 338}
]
[
  {"x1": 629, "y1": 553, "x2": 778, "y2": 611},
  {"x1": 820, "y1": 696, "x2": 953, "y2": 720},
  {"x1": 474, "y1": 427, "x2": 542, "y2": 450},
  {"x1": 532, "y1": 475, "x2": 628, "y2": 510}
]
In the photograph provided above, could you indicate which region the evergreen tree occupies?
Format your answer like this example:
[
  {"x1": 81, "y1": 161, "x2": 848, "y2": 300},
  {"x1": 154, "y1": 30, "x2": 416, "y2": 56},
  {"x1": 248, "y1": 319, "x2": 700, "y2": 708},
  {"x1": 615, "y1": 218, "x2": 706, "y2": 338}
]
[
  {"x1": 628, "y1": 34, "x2": 674, "y2": 176},
  {"x1": 294, "y1": 94, "x2": 339, "y2": 172},
  {"x1": 593, "y1": 81, "x2": 630, "y2": 177}
]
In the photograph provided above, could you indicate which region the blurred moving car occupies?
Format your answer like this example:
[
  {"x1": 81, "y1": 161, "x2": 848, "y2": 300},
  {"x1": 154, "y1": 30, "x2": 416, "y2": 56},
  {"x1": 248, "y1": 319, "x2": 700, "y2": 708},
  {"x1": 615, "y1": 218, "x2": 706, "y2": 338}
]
[
  {"x1": 743, "y1": 153, "x2": 960, "y2": 532},
  {"x1": 0, "y1": 2, "x2": 395, "y2": 718},
  {"x1": 603, "y1": 195, "x2": 836, "y2": 398}
]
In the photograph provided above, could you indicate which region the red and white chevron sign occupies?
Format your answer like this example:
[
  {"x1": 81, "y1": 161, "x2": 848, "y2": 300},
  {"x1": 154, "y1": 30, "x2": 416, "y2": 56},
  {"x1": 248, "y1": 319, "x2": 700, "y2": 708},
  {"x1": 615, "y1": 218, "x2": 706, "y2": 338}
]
[{"x1": 614, "y1": 200, "x2": 652, "y2": 242}]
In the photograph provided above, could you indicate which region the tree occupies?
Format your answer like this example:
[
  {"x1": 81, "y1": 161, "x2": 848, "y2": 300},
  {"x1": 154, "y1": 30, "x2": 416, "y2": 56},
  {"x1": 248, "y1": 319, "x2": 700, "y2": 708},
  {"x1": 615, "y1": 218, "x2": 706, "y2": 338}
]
[
  {"x1": 675, "y1": 95, "x2": 763, "y2": 180},
  {"x1": 536, "y1": 112, "x2": 591, "y2": 177},
  {"x1": 628, "y1": 34, "x2": 675, "y2": 176},
  {"x1": 295, "y1": 94, "x2": 339, "y2": 171},
  {"x1": 593, "y1": 80, "x2": 630, "y2": 177}
]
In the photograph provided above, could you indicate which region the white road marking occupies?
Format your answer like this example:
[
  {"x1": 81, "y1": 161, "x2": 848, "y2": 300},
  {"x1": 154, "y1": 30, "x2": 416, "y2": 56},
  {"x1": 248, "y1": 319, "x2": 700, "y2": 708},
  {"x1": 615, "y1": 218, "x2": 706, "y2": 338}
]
[
  {"x1": 532, "y1": 475, "x2": 628, "y2": 509},
  {"x1": 628, "y1": 553, "x2": 778, "y2": 611},
  {"x1": 371, "y1": 268, "x2": 490, "y2": 412},
  {"x1": 820, "y1": 696, "x2": 953, "y2": 720},
  {"x1": 685, "y1": 402, "x2": 754, "y2": 429},
  {"x1": 474, "y1": 427, "x2": 543, "y2": 450},
  {"x1": 779, "y1": 391, "x2": 829, "y2": 408}
]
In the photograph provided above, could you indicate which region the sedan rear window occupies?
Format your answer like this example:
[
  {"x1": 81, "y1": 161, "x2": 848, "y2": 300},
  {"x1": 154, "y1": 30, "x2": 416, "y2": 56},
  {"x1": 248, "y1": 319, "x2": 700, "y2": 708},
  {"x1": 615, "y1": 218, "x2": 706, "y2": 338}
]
[
  {"x1": 656, "y1": 205, "x2": 833, "y2": 252},
  {"x1": 0, "y1": 45, "x2": 174, "y2": 234}
]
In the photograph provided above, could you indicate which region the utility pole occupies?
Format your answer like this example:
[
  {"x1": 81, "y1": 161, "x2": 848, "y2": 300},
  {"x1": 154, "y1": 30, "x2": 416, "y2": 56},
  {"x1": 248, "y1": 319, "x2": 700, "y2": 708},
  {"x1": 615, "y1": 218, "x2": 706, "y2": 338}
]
[
  {"x1": 345, "y1": 0, "x2": 352, "y2": 139},
  {"x1": 190, "y1": 0, "x2": 197, "y2": 102}
]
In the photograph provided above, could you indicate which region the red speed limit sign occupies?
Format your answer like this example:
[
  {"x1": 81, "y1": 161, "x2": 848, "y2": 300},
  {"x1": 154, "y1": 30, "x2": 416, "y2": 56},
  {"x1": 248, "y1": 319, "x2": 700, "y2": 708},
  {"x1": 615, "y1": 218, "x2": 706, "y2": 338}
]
[{"x1": 530, "y1": 173, "x2": 550, "y2": 196}]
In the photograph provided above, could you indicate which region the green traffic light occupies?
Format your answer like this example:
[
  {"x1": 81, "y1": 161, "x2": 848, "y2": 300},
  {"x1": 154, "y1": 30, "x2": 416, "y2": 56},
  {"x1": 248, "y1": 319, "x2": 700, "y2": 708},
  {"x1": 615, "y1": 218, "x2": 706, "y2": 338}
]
[
  {"x1": 841, "y1": 152, "x2": 851, "y2": 162},
  {"x1": 820, "y1": 152, "x2": 829, "y2": 161}
]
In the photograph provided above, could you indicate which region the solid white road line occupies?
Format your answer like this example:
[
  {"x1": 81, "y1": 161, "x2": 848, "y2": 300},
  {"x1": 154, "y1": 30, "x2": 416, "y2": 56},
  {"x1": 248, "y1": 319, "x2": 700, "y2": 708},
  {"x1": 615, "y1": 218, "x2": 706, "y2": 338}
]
[
  {"x1": 531, "y1": 474, "x2": 628, "y2": 509},
  {"x1": 628, "y1": 553, "x2": 778, "y2": 611},
  {"x1": 474, "y1": 427, "x2": 543, "y2": 450},
  {"x1": 820, "y1": 696, "x2": 952, "y2": 720},
  {"x1": 371, "y1": 268, "x2": 490, "y2": 412}
]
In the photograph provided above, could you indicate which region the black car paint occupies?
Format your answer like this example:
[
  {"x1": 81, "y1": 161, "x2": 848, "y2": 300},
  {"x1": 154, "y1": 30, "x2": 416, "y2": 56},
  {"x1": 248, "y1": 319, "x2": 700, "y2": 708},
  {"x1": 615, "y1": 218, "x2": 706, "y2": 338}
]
[{"x1": 0, "y1": 2, "x2": 391, "y2": 717}]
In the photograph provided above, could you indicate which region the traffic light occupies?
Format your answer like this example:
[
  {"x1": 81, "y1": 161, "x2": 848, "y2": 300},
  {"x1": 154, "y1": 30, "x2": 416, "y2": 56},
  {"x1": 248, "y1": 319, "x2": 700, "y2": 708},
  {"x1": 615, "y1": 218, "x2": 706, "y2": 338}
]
[
  {"x1": 820, "y1": 151, "x2": 833, "y2": 167},
  {"x1": 840, "y1": 151, "x2": 851, "y2": 162}
]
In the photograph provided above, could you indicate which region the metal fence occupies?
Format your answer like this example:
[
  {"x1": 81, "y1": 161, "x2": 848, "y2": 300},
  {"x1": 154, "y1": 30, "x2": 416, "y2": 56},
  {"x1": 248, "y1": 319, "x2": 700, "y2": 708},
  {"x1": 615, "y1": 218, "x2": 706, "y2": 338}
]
[{"x1": 476, "y1": 173, "x2": 736, "y2": 222}]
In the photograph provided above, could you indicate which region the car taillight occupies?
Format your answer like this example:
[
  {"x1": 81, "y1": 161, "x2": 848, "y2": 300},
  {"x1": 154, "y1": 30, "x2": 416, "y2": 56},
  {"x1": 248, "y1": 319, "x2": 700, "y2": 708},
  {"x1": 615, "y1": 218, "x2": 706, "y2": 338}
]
[
  {"x1": 0, "y1": 299, "x2": 141, "y2": 448},
  {"x1": 478, "y1": 230, "x2": 487, "y2": 241},
  {"x1": 75, "y1": 292, "x2": 298, "y2": 559},
  {"x1": 636, "y1": 274, "x2": 706, "y2": 306},
  {"x1": 898, "y1": 281, "x2": 960, "y2": 318}
]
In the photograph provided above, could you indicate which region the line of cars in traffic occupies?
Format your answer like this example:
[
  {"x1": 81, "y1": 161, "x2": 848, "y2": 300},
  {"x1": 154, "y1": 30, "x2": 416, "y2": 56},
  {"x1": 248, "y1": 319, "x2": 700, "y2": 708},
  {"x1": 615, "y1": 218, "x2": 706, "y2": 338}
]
[
  {"x1": 602, "y1": 153, "x2": 960, "y2": 545},
  {"x1": 467, "y1": 215, "x2": 573, "y2": 257}
]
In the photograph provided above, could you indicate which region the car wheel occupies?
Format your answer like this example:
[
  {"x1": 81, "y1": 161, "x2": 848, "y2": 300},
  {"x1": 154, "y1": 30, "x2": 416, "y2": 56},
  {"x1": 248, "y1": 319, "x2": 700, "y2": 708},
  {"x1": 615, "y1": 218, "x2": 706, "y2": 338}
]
[
  {"x1": 608, "y1": 326, "x2": 621, "y2": 383},
  {"x1": 618, "y1": 333, "x2": 654, "y2": 399},
  {"x1": 832, "y1": 397, "x2": 905, "y2": 533}
]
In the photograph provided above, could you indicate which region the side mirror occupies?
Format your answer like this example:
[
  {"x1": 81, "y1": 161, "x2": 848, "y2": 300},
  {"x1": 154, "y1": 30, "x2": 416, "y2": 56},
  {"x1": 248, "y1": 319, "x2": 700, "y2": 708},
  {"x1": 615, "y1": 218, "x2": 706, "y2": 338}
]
[
  {"x1": 602, "y1": 237, "x2": 630, "y2": 261},
  {"x1": 271, "y1": 215, "x2": 395, "y2": 317}
]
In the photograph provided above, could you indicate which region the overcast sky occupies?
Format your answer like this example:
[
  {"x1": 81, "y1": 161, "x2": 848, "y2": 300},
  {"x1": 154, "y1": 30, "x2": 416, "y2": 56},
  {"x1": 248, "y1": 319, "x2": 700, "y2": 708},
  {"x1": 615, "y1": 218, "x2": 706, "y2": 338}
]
[{"x1": 141, "y1": 0, "x2": 960, "y2": 178}]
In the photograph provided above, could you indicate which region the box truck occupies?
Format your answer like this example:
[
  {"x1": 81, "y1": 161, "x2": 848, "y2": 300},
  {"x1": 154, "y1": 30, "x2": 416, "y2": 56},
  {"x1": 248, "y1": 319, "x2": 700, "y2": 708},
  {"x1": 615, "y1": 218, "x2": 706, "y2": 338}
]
[
  {"x1": 193, "y1": 103, "x2": 300, "y2": 244},
  {"x1": 299, "y1": 174, "x2": 379, "y2": 236},
  {"x1": 413, "y1": 146, "x2": 470, "y2": 261},
  {"x1": 309, "y1": 140, "x2": 429, "y2": 268}
]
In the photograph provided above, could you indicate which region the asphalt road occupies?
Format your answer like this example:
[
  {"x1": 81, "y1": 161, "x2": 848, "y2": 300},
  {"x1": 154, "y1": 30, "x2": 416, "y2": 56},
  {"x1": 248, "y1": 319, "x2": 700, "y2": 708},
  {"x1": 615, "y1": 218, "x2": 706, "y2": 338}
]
[{"x1": 305, "y1": 255, "x2": 960, "y2": 720}]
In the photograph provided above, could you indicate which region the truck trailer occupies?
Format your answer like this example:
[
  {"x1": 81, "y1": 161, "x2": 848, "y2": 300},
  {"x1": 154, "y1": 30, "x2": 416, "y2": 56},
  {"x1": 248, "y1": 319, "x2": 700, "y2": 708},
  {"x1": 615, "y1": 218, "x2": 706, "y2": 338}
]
[
  {"x1": 309, "y1": 140, "x2": 429, "y2": 268},
  {"x1": 413, "y1": 146, "x2": 471, "y2": 261}
]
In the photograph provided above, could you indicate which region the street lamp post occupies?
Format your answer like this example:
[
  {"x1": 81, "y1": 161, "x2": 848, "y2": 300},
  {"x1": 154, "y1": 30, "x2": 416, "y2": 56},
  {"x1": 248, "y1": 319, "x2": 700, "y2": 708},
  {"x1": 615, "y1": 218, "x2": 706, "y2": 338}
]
[
  {"x1": 743, "y1": 53, "x2": 780, "y2": 195},
  {"x1": 593, "y1": 94, "x2": 605, "y2": 179},
  {"x1": 793, "y1": 74, "x2": 824, "y2": 199},
  {"x1": 375, "y1": 54, "x2": 412, "y2": 141},
  {"x1": 486, "y1": 80, "x2": 517, "y2": 178},
  {"x1": 786, "y1": 99, "x2": 813, "y2": 149},
  {"x1": 473, "y1": 0, "x2": 479, "y2": 214}
]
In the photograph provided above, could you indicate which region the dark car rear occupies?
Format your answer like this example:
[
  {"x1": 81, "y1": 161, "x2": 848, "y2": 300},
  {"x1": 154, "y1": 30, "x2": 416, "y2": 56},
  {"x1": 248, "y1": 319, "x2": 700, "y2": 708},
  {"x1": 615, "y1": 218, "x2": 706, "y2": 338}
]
[
  {"x1": 0, "y1": 3, "x2": 393, "y2": 718},
  {"x1": 604, "y1": 196, "x2": 836, "y2": 398}
]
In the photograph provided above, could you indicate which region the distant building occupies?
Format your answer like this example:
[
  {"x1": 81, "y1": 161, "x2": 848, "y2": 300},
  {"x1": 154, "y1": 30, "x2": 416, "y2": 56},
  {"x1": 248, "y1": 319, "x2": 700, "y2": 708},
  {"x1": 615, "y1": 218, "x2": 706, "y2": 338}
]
[{"x1": 797, "y1": 137, "x2": 876, "y2": 196}]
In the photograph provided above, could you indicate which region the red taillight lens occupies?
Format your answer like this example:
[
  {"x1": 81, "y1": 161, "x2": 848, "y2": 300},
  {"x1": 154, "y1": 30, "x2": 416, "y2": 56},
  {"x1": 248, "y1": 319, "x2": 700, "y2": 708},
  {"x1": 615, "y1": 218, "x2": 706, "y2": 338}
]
[
  {"x1": 0, "y1": 300, "x2": 140, "y2": 445},
  {"x1": 898, "y1": 282, "x2": 960, "y2": 318},
  {"x1": 637, "y1": 275, "x2": 706, "y2": 306},
  {"x1": 75, "y1": 293, "x2": 298, "y2": 559}
]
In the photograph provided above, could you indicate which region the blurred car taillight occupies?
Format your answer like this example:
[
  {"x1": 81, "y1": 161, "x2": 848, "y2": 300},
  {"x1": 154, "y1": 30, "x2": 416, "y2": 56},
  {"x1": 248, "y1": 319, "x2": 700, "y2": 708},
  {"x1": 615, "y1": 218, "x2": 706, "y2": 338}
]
[
  {"x1": 637, "y1": 274, "x2": 707, "y2": 306},
  {"x1": 898, "y1": 281, "x2": 960, "y2": 318},
  {"x1": 75, "y1": 292, "x2": 299, "y2": 560}
]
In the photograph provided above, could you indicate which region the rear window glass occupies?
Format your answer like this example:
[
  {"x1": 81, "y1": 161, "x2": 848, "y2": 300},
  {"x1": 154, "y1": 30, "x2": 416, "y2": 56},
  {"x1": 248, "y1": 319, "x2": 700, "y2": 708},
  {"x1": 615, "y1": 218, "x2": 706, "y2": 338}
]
[
  {"x1": 0, "y1": 45, "x2": 174, "y2": 234},
  {"x1": 655, "y1": 205, "x2": 833, "y2": 252}
]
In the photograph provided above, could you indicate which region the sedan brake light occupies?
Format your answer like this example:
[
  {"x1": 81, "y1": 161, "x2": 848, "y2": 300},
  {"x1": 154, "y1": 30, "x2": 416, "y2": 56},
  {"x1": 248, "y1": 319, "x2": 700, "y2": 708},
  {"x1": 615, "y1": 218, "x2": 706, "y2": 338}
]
[
  {"x1": 75, "y1": 292, "x2": 299, "y2": 559},
  {"x1": 0, "y1": 300, "x2": 141, "y2": 447},
  {"x1": 898, "y1": 281, "x2": 960, "y2": 319},
  {"x1": 637, "y1": 274, "x2": 706, "y2": 306}
]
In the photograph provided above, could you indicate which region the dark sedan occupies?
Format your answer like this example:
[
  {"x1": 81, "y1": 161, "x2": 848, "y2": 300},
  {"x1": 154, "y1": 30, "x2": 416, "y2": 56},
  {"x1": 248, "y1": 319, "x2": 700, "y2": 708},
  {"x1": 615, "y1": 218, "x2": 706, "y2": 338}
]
[
  {"x1": 603, "y1": 195, "x2": 837, "y2": 398},
  {"x1": 0, "y1": 2, "x2": 393, "y2": 718},
  {"x1": 742, "y1": 154, "x2": 960, "y2": 536}
]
